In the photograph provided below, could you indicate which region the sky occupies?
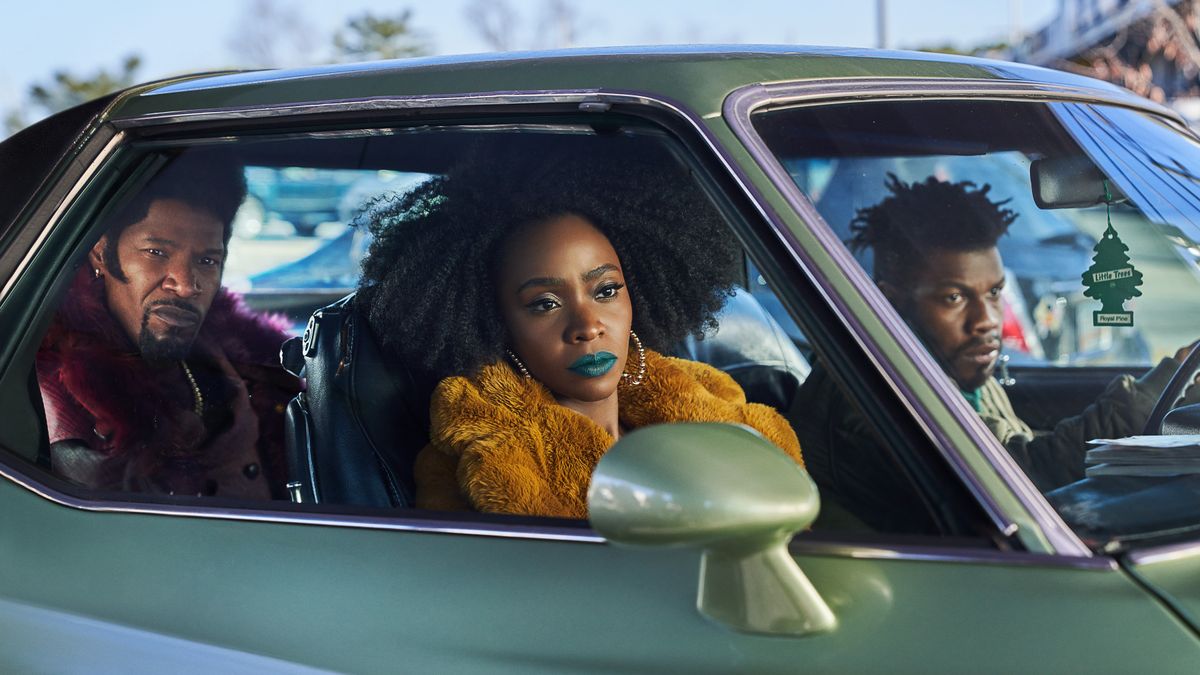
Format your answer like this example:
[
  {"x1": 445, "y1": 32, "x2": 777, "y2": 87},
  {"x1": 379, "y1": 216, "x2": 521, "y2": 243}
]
[{"x1": 0, "y1": 0, "x2": 1059, "y2": 122}]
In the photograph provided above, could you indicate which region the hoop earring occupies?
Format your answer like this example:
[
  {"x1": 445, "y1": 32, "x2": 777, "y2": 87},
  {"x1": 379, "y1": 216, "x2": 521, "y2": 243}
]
[
  {"x1": 620, "y1": 331, "x2": 646, "y2": 386},
  {"x1": 505, "y1": 348, "x2": 531, "y2": 379}
]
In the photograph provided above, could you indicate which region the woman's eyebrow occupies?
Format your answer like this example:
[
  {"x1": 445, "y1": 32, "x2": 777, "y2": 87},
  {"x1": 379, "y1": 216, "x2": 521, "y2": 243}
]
[
  {"x1": 582, "y1": 263, "x2": 619, "y2": 282},
  {"x1": 516, "y1": 276, "x2": 566, "y2": 293},
  {"x1": 516, "y1": 264, "x2": 619, "y2": 292}
]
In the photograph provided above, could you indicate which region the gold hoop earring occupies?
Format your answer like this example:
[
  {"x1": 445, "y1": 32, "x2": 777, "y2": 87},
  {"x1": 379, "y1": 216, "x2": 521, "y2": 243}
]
[
  {"x1": 620, "y1": 331, "x2": 646, "y2": 386},
  {"x1": 505, "y1": 349, "x2": 531, "y2": 379}
]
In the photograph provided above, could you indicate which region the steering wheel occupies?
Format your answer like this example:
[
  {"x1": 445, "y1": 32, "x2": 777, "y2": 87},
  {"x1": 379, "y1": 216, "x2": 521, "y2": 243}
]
[{"x1": 1142, "y1": 342, "x2": 1200, "y2": 434}]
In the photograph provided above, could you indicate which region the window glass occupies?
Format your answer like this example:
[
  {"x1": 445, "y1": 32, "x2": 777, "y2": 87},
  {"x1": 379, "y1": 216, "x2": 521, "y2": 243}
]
[
  {"x1": 225, "y1": 166, "x2": 431, "y2": 334},
  {"x1": 753, "y1": 99, "x2": 1200, "y2": 549},
  {"x1": 28, "y1": 120, "x2": 955, "y2": 538}
]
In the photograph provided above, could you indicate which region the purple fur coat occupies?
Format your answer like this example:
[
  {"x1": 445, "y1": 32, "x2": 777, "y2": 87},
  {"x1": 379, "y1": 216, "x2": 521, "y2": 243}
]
[{"x1": 36, "y1": 268, "x2": 302, "y2": 498}]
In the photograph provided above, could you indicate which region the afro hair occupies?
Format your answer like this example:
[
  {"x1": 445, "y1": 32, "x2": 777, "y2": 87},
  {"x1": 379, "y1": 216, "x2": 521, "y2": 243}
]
[{"x1": 357, "y1": 138, "x2": 743, "y2": 379}]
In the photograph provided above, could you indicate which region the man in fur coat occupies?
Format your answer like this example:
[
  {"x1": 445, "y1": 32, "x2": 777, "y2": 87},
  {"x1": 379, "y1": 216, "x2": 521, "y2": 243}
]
[{"x1": 36, "y1": 154, "x2": 301, "y2": 499}]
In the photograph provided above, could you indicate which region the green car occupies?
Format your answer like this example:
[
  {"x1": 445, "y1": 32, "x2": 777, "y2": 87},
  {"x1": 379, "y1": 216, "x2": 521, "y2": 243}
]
[{"x1": 4, "y1": 46, "x2": 1200, "y2": 672}]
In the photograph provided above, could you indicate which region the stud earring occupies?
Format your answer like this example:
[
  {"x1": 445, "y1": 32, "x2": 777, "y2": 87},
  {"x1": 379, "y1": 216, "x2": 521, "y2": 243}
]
[
  {"x1": 620, "y1": 331, "x2": 646, "y2": 386},
  {"x1": 505, "y1": 349, "x2": 531, "y2": 379},
  {"x1": 93, "y1": 268, "x2": 102, "y2": 279}
]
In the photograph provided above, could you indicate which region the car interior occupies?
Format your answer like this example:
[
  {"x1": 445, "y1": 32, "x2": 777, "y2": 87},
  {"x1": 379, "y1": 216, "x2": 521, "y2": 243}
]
[
  {"x1": 23, "y1": 112, "x2": 990, "y2": 541},
  {"x1": 754, "y1": 98, "x2": 1170, "y2": 425},
  {"x1": 212, "y1": 123, "x2": 819, "y2": 509},
  {"x1": 281, "y1": 284, "x2": 813, "y2": 509}
]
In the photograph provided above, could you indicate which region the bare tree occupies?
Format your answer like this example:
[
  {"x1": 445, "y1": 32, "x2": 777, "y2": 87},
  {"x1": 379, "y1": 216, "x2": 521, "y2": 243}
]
[
  {"x1": 537, "y1": 0, "x2": 582, "y2": 49},
  {"x1": 1051, "y1": 0, "x2": 1200, "y2": 103},
  {"x1": 1151, "y1": 0, "x2": 1200, "y2": 76},
  {"x1": 226, "y1": 0, "x2": 317, "y2": 68},
  {"x1": 465, "y1": 0, "x2": 520, "y2": 52},
  {"x1": 465, "y1": 0, "x2": 588, "y2": 51}
]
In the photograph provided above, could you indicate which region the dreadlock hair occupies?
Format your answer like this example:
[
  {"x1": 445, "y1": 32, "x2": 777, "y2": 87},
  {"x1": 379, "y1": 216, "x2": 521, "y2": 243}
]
[
  {"x1": 846, "y1": 174, "x2": 1017, "y2": 286},
  {"x1": 357, "y1": 142, "x2": 742, "y2": 379}
]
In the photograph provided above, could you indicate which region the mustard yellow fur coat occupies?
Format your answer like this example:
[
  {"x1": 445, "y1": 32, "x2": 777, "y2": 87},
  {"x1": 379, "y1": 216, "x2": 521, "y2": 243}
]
[{"x1": 414, "y1": 349, "x2": 803, "y2": 518}]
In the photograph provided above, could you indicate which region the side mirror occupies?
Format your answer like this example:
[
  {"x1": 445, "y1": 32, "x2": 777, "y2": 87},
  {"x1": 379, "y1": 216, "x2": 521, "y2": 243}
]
[
  {"x1": 588, "y1": 423, "x2": 836, "y2": 637},
  {"x1": 1030, "y1": 155, "x2": 1127, "y2": 209}
]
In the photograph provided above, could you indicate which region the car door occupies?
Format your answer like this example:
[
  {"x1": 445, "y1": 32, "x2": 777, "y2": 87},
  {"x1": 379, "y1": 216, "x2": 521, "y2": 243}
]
[
  {"x1": 0, "y1": 83, "x2": 1197, "y2": 674},
  {"x1": 727, "y1": 76, "x2": 1200, "y2": 661}
]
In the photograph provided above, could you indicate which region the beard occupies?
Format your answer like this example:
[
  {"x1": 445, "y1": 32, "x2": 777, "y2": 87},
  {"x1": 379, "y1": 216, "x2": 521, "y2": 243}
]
[
  {"x1": 946, "y1": 337, "x2": 1000, "y2": 391},
  {"x1": 901, "y1": 310, "x2": 999, "y2": 392},
  {"x1": 137, "y1": 299, "x2": 201, "y2": 362},
  {"x1": 954, "y1": 359, "x2": 996, "y2": 392}
]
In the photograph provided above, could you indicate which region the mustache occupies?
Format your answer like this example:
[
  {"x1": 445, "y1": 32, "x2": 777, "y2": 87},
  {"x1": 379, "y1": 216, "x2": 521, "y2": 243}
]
[
  {"x1": 144, "y1": 298, "x2": 201, "y2": 320},
  {"x1": 951, "y1": 335, "x2": 1001, "y2": 357}
]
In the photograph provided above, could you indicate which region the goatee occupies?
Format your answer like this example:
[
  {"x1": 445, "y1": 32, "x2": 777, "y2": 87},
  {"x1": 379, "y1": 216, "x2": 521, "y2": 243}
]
[{"x1": 138, "y1": 301, "x2": 200, "y2": 362}]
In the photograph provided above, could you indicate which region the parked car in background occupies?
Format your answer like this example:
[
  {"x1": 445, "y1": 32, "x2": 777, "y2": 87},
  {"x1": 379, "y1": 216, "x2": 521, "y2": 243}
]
[
  {"x1": 244, "y1": 166, "x2": 368, "y2": 237},
  {"x1": 2, "y1": 47, "x2": 1200, "y2": 671}
]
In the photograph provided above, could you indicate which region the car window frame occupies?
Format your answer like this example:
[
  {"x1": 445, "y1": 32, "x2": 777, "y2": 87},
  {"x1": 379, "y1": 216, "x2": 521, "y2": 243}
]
[
  {"x1": 723, "y1": 77, "x2": 1196, "y2": 558},
  {"x1": 0, "y1": 86, "x2": 1099, "y2": 567}
]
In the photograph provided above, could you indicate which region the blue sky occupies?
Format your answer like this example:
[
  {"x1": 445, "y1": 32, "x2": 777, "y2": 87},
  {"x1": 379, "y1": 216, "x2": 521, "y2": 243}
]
[{"x1": 0, "y1": 0, "x2": 1058, "y2": 118}]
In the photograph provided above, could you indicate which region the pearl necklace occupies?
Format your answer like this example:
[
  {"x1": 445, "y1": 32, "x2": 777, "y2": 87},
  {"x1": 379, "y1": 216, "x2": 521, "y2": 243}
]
[{"x1": 180, "y1": 361, "x2": 204, "y2": 417}]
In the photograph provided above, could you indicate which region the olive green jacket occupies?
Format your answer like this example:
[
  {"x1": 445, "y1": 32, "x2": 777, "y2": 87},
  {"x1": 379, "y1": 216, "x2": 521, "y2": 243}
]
[{"x1": 979, "y1": 358, "x2": 1184, "y2": 491}]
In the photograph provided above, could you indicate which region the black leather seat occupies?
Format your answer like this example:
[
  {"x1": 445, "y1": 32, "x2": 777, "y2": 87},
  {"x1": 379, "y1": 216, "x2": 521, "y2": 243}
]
[
  {"x1": 675, "y1": 287, "x2": 810, "y2": 411},
  {"x1": 282, "y1": 287, "x2": 809, "y2": 508},
  {"x1": 281, "y1": 293, "x2": 437, "y2": 508}
]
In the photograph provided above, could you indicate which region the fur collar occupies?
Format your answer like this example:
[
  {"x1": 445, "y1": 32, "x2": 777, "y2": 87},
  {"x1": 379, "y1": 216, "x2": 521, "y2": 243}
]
[
  {"x1": 37, "y1": 267, "x2": 299, "y2": 458},
  {"x1": 421, "y1": 349, "x2": 803, "y2": 518}
]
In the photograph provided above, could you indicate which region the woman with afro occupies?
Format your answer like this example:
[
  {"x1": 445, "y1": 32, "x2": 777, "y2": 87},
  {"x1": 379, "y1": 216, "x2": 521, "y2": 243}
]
[{"x1": 358, "y1": 140, "x2": 803, "y2": 518}]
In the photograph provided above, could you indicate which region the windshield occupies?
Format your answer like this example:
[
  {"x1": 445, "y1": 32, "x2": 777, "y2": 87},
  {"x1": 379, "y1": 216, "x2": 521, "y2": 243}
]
[{"x1": 752, "y1": 97, "x2": 1200, "y2": 550}]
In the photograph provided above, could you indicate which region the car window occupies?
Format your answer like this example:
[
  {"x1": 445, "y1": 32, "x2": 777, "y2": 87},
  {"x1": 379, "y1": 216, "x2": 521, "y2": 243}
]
[
  {"x1": 17, "y1": 116, "x2": 979, "y2": 538},
  {"x1": 753, "y1": 98, "x2": 1200, "y2": 549},
  {"x1": 225, "y1": 166, "x2": 430, "y2": 335}
]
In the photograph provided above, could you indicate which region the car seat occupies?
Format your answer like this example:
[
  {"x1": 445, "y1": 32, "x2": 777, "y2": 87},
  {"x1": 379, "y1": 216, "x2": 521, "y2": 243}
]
[
  {"x1": 676, "y1": 288, "x2": 811, "y2": 412},
  {"x1": 281, "y1": 287, "x2": 810, "y2": 508},
  {"x1": 280, "y1": 293, "x2": 437, "y2": 507}
]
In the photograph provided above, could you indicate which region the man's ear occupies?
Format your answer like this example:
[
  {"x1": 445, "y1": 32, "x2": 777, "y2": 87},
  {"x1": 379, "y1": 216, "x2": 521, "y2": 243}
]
[{"x1": 89, "y1": 236, "x2": 108, "y2": 275}]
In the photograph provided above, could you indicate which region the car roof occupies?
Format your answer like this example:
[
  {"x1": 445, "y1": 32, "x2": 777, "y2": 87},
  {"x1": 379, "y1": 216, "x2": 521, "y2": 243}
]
[{"x1": 107, "y1": 45, "x2": 1164, "y2": 122}]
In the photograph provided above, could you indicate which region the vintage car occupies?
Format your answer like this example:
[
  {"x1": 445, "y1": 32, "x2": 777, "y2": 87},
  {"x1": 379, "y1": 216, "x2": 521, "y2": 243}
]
[{"x1": 3, "y1": 46, "x2": 1200, "y2": 671}]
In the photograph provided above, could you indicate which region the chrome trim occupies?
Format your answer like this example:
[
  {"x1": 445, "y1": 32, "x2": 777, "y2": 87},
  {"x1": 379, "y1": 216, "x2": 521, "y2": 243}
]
[
  {"x1": 134, "y1": 122, "x2": 624, "y2": 149},
  {"x1": 0, "y1": 132, "x2": 125, "y2": 305},
  {"x1": 0, "y1": 452, "x2": 1119, "y2": 567},
  {"x1": 0, "y1": 457, "x2": 605, "y2": 544},
  {"x1": 285, "y1": 481, "x2": 304, "y2": 504},
  {"x1": 1128, "y1": 540, "x2": 1200, "y2": 566},
  {"x1": 741, "y1": 77, "x2": 1184, "y2": 123},
  {"x1": 112, "y1": 90, "x2": 618, "y2": 128},
  {"x1": 790, "y1": 539, "x2": 1117, "y2": 571},
  {"x1": 722, "y1": 79, "x2": 1116, "y2": 557}
]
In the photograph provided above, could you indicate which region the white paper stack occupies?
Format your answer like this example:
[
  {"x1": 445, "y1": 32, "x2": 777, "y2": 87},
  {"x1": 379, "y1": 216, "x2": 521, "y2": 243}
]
[{"x1": 1085, "y1": 435, "x2": 1200, "y2": 477}]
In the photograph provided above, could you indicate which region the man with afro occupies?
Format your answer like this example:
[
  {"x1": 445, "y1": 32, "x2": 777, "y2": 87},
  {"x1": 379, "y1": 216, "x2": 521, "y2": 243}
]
[{"x1": 796, "y1": 175, "x2": 1192, "y2": 532}]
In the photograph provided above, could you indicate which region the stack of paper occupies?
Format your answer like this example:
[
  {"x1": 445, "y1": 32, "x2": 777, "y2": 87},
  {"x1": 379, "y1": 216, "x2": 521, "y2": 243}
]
[{"x1": 1085, "y1": 435, "x2": 1200, "y2": 477}]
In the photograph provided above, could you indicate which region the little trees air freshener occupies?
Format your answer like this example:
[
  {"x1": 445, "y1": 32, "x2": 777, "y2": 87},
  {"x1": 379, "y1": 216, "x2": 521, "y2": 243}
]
[{"x1": 1082, "y1": 182, "x2": 1143, "y2": 326}]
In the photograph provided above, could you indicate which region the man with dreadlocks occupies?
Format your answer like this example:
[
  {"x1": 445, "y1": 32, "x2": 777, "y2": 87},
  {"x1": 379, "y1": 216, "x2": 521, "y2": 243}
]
[{"x1": 795, "y1": 175, "x2": 1194, "y2": 532}]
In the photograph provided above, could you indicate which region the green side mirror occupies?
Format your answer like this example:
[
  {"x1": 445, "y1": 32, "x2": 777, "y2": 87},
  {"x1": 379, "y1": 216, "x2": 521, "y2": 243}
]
[{"x1": 588, "y1": 422, "x2": 836, "y2": 637}]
